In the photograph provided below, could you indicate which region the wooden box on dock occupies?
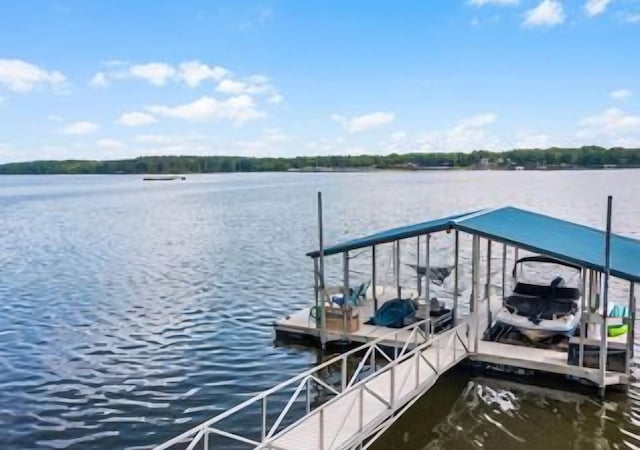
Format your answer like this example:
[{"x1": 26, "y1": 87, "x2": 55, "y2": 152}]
[{"x1": 325, "y1": 306, "x2": 359, "y2": 333}]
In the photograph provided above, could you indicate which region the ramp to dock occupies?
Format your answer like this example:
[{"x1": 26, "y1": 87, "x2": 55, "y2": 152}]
[{"x1": 153, "y1": 318, "x2": 470, "y2": 450}]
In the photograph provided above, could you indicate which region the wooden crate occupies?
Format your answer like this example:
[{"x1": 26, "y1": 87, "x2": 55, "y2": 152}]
[{"x1": 325, "y1": 306, "x2": 359, "y2": 333}]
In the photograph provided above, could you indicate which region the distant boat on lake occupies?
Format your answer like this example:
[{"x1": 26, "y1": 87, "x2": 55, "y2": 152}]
[{"x1": 142, "y1": 175, "x2": 186, "y2": 181}]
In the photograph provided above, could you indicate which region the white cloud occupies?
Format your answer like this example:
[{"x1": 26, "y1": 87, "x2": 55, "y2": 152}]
[
  {"x1": 417, "y1": 112, "x2": 498, "y2": 152},
  {"x1": 97, "y1": 138, "x2": 124, "y2": 149},
  {"x1": 216, "y1": 74, "x2": 280, "y2": 100},
  {"x1": 118, "y1": 111, "x2": 157, "y2": 127},
  {"x1": 92, "y1": 60, "x2": 231, "y2": 88},
  {"x1": 523, "y1": 0, "x2": 565, "y2": 26},
  {"x1": 624, "y1": 13, "x2": 640, "y2": 23},
  {"x1": 60, "y1": 121, "x2": 100, "y2": 135},
  {"x1": 148, "y1": 95, "x2": 265, "y2": 123},
  {"x1": 580, "y1": 108, "x2": 640, "y2": 133},
  {"x1": 90, "y1": 72, "x2": 109, "y2": 87},
  {"x1": 178, "y1": 61, "x2": 228, "y2": 87},
  {"x1": 610, "y1": 89, "x2": 631, "y2": 100},
  {"x1": 585, "y1": 0, "x2": 611, "y2": 16},
  {"x1": 129, "y1": 62, "x2": 176, "y2": 86},
  {"x1": 469, "y1": 0, "x2": 518, "y2": 6},
  {"x1": 332, "y1": 112, "x2": 395, "y2": 133},
  {"x1": 0, "y1": 59, "x2": 66, "y2": 93}
]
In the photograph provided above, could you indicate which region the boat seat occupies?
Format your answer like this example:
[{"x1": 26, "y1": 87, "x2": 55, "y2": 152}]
[
  {"x1": 513, "y1": 282, "x2": 580, "y2": 301},
  {"x1": 505, "y1": 294, "x2": 578, "y2": 321}
]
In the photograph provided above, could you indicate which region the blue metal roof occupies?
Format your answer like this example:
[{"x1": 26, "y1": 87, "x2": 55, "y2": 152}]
[
  {"x1": 307, "y1": 206, "x2": 640, "y2": 282},
  {"x1": 305, "y1": 210, "x2": 478, "y2": 258},
  {"x1": 454, "y1": 206, "x2": 640, "y2": 282}
]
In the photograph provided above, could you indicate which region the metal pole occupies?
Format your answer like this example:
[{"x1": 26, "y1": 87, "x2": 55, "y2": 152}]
[
  {"x1": 416, "y1": 236, "x2": 421, "y2": 296},
  {"x1": 626, "y1": 282, "x2": 635, "y2": 374},
  {"x1": 486, "y1": 239, "x2": 492, "y2": 325},
  {"x1": 472, "y1": 235, "x2": 480, "y2": 352},
  {"x1": 630, "y1": 283, "x2": 636, "y2": 359},
  {"x1": 314, "y1": 257, "x2": 320, "y2": 326},
  {"x1": 372, "y1": 245, "x2": 378, "y2": 313},
  {"x1": 396, "y1": 241, "x2": 401, "y2": 298},
  {"x1": 425, "y1": 234, "x2": 431, "y2": 302},
  {"x1": 502, "y1": 243, "x2": 507, "y2": 304},
  {"x1": 453, "y1": 231, "x2": 459, "y2": 324},
  {"x1": 343, "y1": 251, "x2": 349, "y2": 294},
  {"x1": 579, "y1": 268, "x2": 586, "y2": 368},
  {"x1": 600, "y1": 195, "x2": 613, "y2": 392},
  {"x1": 317, "y1": 192, "x2": 326, "y2": 346}
]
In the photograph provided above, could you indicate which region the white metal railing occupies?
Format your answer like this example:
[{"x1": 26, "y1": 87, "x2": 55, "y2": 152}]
[{"x1": 154, "y1": 319, "x2": 432, "y2": 450}]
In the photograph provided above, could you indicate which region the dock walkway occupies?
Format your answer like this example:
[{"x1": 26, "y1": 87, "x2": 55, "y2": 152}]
[{"x1": 154, "y1": 307, "x2": 626, "y2": 450}]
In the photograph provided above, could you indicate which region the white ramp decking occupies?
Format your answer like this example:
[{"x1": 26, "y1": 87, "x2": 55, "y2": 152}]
[
  {"x1": 269, "y1": 323, "x2": 470, "y2": 450},
  {"x1": 154, "y1": 303, "x2": 627, "y2": 450}
]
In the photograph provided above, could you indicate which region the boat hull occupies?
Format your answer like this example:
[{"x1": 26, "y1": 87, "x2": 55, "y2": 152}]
[{"x1": 494, "y1": 307, "x2": 581, "y2": 342}]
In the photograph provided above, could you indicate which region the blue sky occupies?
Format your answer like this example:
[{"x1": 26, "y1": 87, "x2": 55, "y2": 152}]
[{"x1": 0, "y1": 0, "x2": 639, "y2": 162}]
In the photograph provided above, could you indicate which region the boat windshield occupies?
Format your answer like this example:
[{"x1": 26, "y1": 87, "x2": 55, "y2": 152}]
[{"x1": 513, "y1": 258, "x2": 582, "y2": 289}]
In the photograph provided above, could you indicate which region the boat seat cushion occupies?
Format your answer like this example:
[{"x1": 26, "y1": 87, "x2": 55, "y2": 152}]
[{"x1": 505, "y1": 294, "x2": 577, "y2": 320}]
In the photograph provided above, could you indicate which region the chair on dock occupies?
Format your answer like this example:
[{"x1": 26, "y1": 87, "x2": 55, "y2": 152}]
[{"x1": 330, "y1": 281, "x2": 370, "y2": 308}]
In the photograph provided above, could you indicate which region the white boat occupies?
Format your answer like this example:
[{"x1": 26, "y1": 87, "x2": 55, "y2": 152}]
[{"x1": 493, "y1": 256, "x2": 582, "y2": 342}]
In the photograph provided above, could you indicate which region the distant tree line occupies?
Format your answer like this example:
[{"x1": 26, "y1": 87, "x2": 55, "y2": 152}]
[{"x1": 0, "y1": 146, "x2": 639, "y2": 174}]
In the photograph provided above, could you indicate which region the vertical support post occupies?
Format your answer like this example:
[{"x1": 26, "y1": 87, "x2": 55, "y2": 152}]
[
  {"x1": 395, "y1": 241, "x2": 401, "y2": 298},
  {"x1": 204, "y1": 429, "x2": 209, "y2": 450},
  {"x1": 372, "y1": 245, "x2": 378, "y2": 313},
  {"x1": 486, "y1": 240, "x2": 492, "y2": 326},
  {"x1": 600, "y1": 195, "x2": 613, "y2": 392},
  {"x1": 343, "y1": 251, "x2": 349, "y2": 294},
  {"x1": 261, "y1": 397, "x2": 267, "y2": 441},
  {"x1": 416, "y1": 236, "x2": 421, "y2": 296},
  {"x1": 306, "y1": 378, "x2": 311, "y2": 413},
  {"x1": 319, "y1": 408, "x2": 325, "y2": 450},
  {"x1": 358, "y1": 388, "x2": 364, "y2": 432},
  {"x1": 314, "y1": 257, "x2": 320, "y2": 326},
  {"x1": 514, "y1": 247, "x2": 519, "y2": 265},
  {"x1": 342, "y1": 251, "x2": 349, "y2": 334},
  {"x1": 453, "y1": 231, "x2": 459, "y2": 324},
  {"x1": 472, "y1": 235, "x2": 480, "y2": 352},
  {"x1": 390, "y1": 365, "x2": 395, "y2": 407},
  {"x1": 579, "y1": 268, "x2": 586, "y2": 368},
  {"x1": 317, "y1": 192, "x2": 326, "y2": 346},
  {"x1": 626, "y1": 282, "x2": 635, "y2": 375},
  {"x1": 630, "y1": 283, "x2": 636, "y2": 360},
  {"x1": 341, "y1": 357, "x2": 347, "y2": 391},
  {"x1": 425, "y1": 234, "x2": 431, "y2": 302},
  {"x1": 501, "y1": 243, "x2": 507, "y2": 304}
]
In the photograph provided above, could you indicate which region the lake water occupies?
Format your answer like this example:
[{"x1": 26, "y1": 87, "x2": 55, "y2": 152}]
[{"x1": 1, "y1": 170, "x2": 639, "y2": 450}]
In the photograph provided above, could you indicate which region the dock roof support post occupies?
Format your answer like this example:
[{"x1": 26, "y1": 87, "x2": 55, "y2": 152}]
[
  {"x1": 472, "y1": 234, "x2": 480, "y2": 352},
  {"x1": 486, "y1": 239, "x2": 492, "y2": 326},
  {"x1": 501, "y1": 243, "x2": 507, "y2": 306},
  {"x1": 395, "y1": 241, "x2": 401, "y2": 299},
  {"x1": 579, "y1": 268, "x2": 587, "y2": 368},
  {"x1": 343, "y1": 251, "x2": 349, "y2": 294},
  {"x1": 416, "y1": 236, "x2": 421, "y2": 297},
  {"x1": 372, "y1": 245, "x2": 378, "y2": 313},
  {"x1": 317, "y1": 192, "x2": 326, "y2": 346},
  {"x1": 600, "y1": 195, "x2": 613, "y2": 393},
  {"x1": 453, "y1": 230, "x2": 459, "y2": 324},
  {"x1": 627, "y1": 281, "x2": 635, "y2": 375},
  {"x1": 314, "y1": 257, "x2": 320, "y2": 326},
  {"x1": 425, "y1": 234, "x2": 431, "y2": 302}
]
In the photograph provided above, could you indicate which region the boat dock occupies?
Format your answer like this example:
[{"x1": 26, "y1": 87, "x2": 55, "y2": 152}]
[{"x1": 154, "y1": 197, "x2": 638, "y2": 450}]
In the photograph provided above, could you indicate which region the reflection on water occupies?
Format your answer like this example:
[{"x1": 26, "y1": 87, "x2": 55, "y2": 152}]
[{"x1": 0, "y1": 170, "x2": 639, "y2": 449}]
